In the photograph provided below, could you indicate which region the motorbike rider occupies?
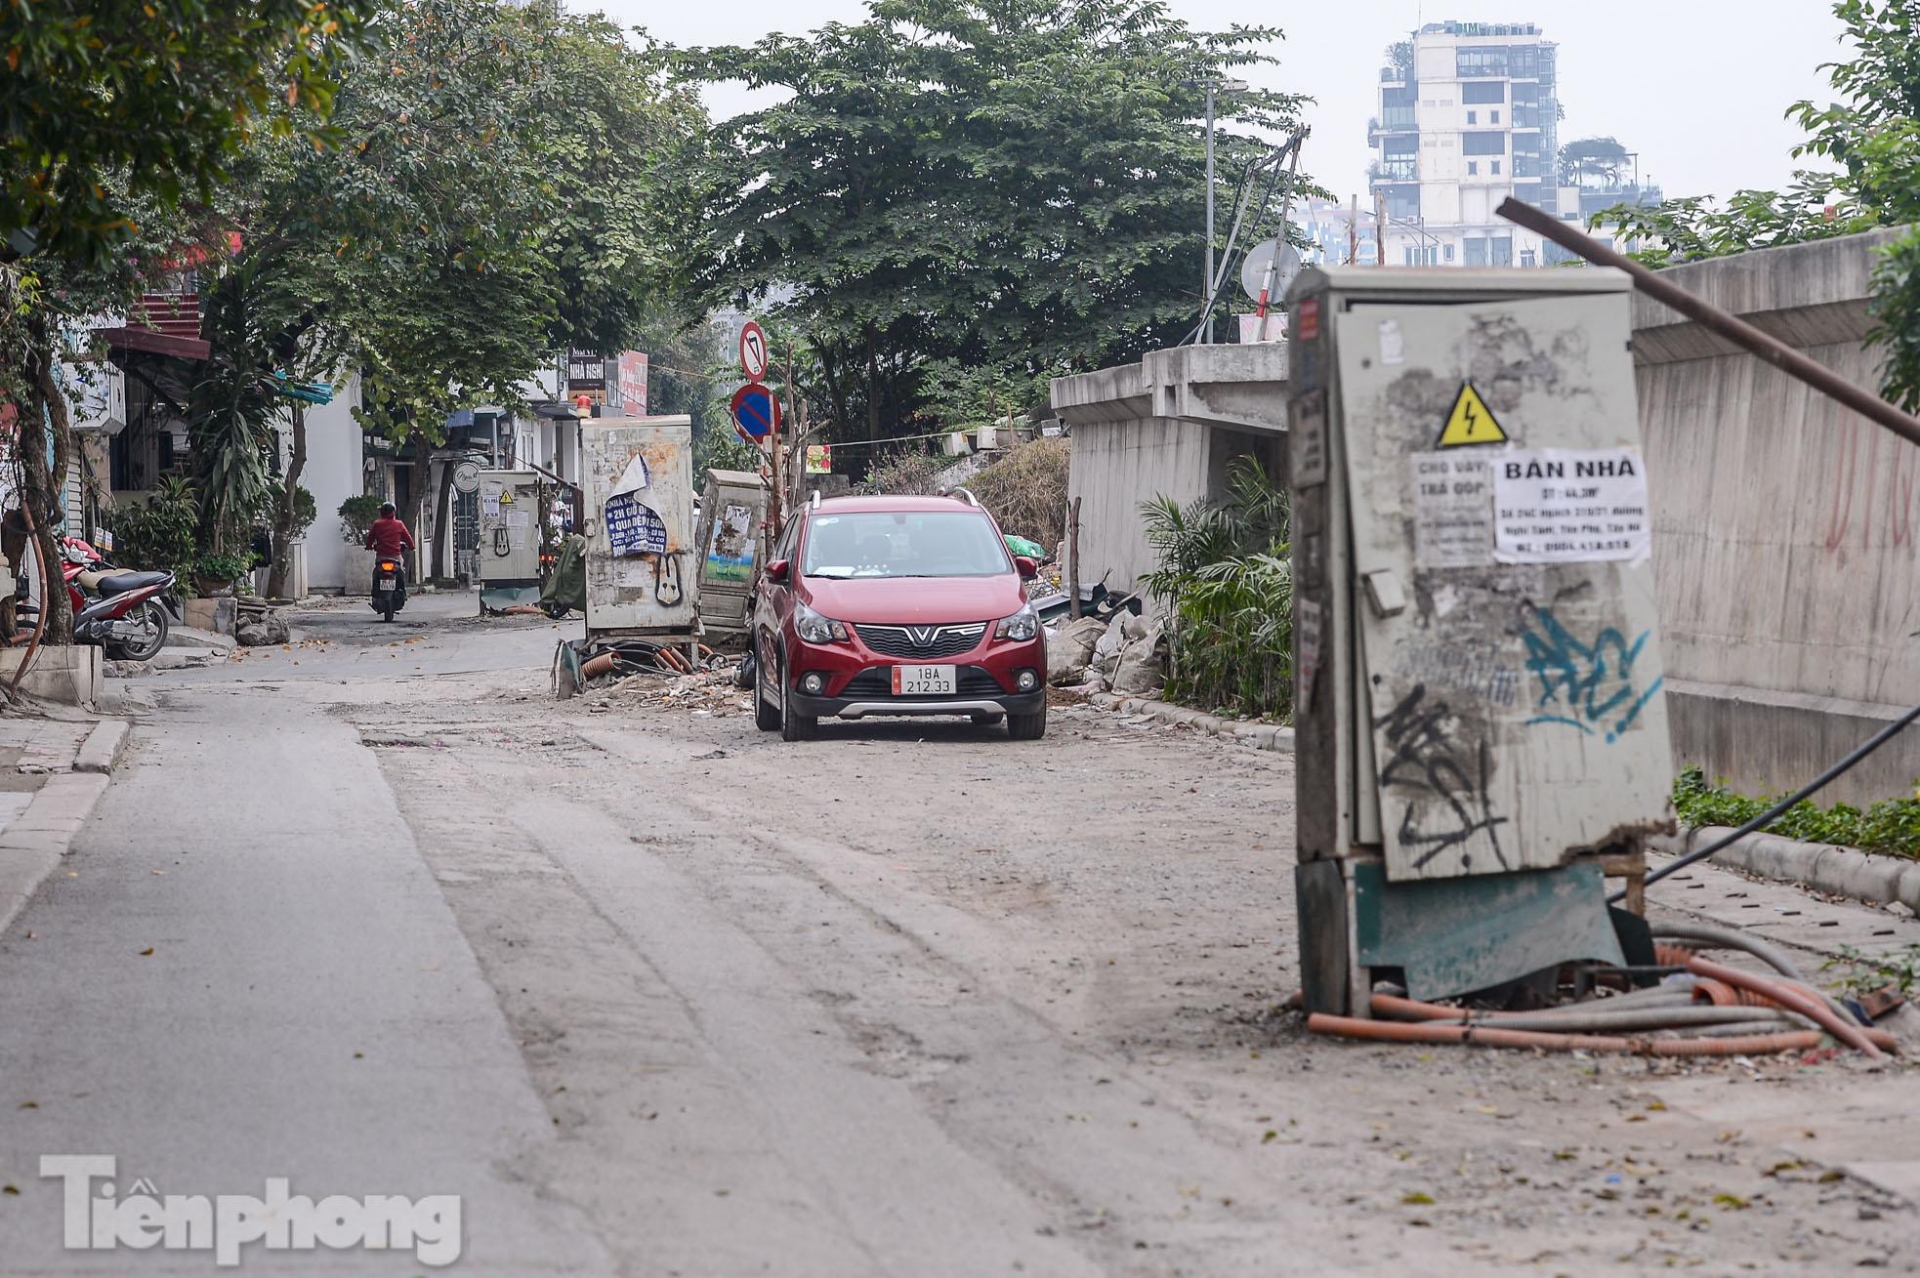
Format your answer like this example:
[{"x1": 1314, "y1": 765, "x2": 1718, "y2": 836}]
[
  {"x1": 365, "y1": 502, "x2": 415, "y2": 572},
  {"x1": 366, "y1": 501, "x2": 415, "y2": 598}
]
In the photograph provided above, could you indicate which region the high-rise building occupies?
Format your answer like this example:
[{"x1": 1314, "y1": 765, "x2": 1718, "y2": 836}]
[
  {"x1": 1369, "y1": 21, "x2": 1661, "y2": 268},
  {"x1": 1370, "y1": 21, "x2": 1561, "y2": 267}
]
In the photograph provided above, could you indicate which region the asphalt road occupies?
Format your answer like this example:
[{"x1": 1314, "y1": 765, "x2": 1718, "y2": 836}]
[{"x1": 0, "y1": 591, "x2": 1915, "y2": 1276}]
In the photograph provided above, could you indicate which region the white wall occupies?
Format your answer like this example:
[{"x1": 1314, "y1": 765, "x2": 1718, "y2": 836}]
[{"x1": 293, "y1": 372, "x2": 364, "y2": 592}]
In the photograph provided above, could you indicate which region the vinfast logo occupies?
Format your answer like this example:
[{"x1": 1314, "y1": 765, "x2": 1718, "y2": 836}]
[
  {"x1": 906, "y1": 626, "x2": 938, "y2": 648},
  {"x1": 40, "y1": 1156, "x2": 462, "y2": 1267}
]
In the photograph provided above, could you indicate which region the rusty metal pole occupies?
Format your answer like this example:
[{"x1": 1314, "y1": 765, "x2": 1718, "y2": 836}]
[{"x1": 1497, "y1": 197, "x2": 1920, "y2": 450}]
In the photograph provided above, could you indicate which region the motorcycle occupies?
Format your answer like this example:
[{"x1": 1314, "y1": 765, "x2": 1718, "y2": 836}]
[
  {"x1": 16, "y1": 540, "x2": 177, "y2": 662},
  {"x1": 370, "y1": 555, "x2": 407, "y2": 622}
]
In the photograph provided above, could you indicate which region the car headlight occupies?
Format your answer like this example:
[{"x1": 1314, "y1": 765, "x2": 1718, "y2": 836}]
[
  {"x1": 794, "y1": 601, "x2": 850, "y2": 644},
  {"x1": 995, "y1": 602, "x2": 1039, "y2": 642}
]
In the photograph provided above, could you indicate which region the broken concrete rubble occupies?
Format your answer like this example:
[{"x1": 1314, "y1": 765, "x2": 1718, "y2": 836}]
[
  {"x1": 235, "y1": 611, "x2": 292, "y2": 646},
  {"x1": 1046, "y1": 610, "x2": 1168, "y2": 700},
  {"x1": 1109, "y1": 618, "x2": 1166, "y2": 697},
  {"x1": 1045, "y1": 616, "x2": 1107, "y2": 685}
]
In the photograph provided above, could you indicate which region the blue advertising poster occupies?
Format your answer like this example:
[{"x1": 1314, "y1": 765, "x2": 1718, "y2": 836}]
[{"x1": 605, "y1": 492, "x2": 668, "y2": 557}]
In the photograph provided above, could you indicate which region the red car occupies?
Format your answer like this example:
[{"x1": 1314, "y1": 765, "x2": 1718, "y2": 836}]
[{"x1": 752, "y1": 492, "x2": 1048, "y2": 741}]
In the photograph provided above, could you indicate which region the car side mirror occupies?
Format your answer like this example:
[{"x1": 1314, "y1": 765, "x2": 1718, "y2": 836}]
[
  {"x1": 1014, "y1": 556, "x2": 1038, "y2": 581},
  {"x1": 765, "y1": 559, "x2": 790, "y2": 585}
]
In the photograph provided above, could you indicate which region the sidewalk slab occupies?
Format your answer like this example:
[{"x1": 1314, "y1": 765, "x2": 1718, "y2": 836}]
[
  {"x1": 1647, "y1": 849, "x2": 1920, "y2": 966},
  {"x1": 0, "y1": 770, "x2": 110, "y2": 937},
  {"x1": 73, "y1": 717, "x2": 128, "y2": 773}
]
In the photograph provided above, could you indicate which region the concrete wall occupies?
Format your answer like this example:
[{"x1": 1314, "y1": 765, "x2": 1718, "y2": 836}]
[
  {"x1": 1052, "y1": 345, "x2": 1289, "y2": 592},
  {"x1": 1633, "y1": 227, "x2": 1920, "y2": 805},
  {"x1": 296, "y1": 373, "x2": 365, "y2": 593}
]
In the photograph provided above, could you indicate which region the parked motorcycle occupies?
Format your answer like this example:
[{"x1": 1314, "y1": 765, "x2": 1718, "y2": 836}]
[
  {"x1": 16, "y1": 540, "x2": 177, "y2": 661},
  {"x1": 370, "y1": 556, "x2": 407, "y2": 622}
]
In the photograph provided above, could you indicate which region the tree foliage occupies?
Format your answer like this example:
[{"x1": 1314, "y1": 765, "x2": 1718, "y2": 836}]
[
  {"x1": 0, "y1": 1, "x2": 369, "y2": 267},
  {"x1": 681, "y1": 0, "x2": 1308, "y2": 439},
  {"x1": 1597, "y1": 0, "x2": 1920, "y2": 408}
]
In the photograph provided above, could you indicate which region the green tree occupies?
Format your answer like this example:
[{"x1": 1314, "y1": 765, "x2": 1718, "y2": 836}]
[
  {"x1": 681, "y1": 0, "x2": 1307, "y2": 440},
  {"x1": 1599, "y1": 0, "x2": 1920, "y2": 407},
  {"x1": 0, "y1": 0, "x2": 368, "y2": 268},
  {"x1": 509, "y1": 11, "x2": 705, "y2": 357},
  {"x1": 1, "y1": 3, "x2": 364, "y2": 639},
  {"x1": 201, "y1": 0, "x2": 700, "y2": 581}
]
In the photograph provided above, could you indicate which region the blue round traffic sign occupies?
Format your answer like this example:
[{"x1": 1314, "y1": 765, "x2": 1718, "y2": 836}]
[{"x1": 730, "y1": 382, "x2": 780, "y2": 438}]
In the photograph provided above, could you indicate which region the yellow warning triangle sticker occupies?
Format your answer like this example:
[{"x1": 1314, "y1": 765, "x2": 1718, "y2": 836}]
[{"x1": 1436, "y1": 382, "x2": 1508, "y2": 448}]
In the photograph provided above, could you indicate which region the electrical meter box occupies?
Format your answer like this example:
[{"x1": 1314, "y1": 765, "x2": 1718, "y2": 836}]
[
  {"x1": 475, "y1": 469, "x2": 545, "y2": 611},
  {"x1": 1286, "y1": 267, "x2": 1672, "y2": 1014},
  {"x1": 581, "y1": 415, "x2": 699, "y2": 639},
  {"x1": 693, "y1": 467, "x2": 768, "y2": 638}
]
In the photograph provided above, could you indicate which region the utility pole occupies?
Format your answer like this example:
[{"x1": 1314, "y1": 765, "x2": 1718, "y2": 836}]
[
  {"x1": 1374, "y1": 190, "x2": 1388, "y2": 266},
  {"x1": 1190, "y1": 77, "x2": 1245, "y2": 343},
  {"x1": 1348, "y1": 194, "x2": 1359, "y2": 265},
  {"x1": 1204, "y1": 81, "x2": 1216, "y2": 344}
]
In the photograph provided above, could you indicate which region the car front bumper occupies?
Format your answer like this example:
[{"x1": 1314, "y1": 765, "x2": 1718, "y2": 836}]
[{"x1": 788, "y1": 687, "x2": 1045, "y2": 720}]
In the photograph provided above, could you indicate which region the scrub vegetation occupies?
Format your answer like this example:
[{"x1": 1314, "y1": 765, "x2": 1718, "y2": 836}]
[
  {"x1": 1141, "y1": 459, "x2": 1292, "y2": 721},
  {"x1": 1671, "y1": 765, "x2": 1920, "y2": 860}
]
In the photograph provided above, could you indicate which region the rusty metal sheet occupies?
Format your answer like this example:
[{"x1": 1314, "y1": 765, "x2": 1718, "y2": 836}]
[
  {"x1": 1334, "y1": 294, "x2": 1672, "y2": 881},
  {"x1": 1353, "y1": 860, "x2": 1625, "y2": 1002}
]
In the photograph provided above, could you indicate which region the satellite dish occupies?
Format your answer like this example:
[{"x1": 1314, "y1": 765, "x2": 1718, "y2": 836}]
[{"x1": 1240, "y1": 239, "x2": 1303, "y2": 302}]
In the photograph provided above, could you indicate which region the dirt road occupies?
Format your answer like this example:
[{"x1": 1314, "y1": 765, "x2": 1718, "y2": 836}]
[{"x1": 342, "y1": 642, "x2": 1917, "y2": 1275}]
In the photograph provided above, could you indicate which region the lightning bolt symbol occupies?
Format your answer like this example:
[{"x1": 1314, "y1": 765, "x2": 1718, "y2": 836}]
[{"x1": 1464, "y1": 401, "x2": 1478, "y2": 436}]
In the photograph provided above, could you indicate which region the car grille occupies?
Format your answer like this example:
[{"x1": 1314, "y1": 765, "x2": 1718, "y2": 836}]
[
  {"x1": 841, "y1": 666, "x2": 1005, "y2": 698},
  {"x1": 853, "y1": 622, "x2": 987, "y2": 660}
]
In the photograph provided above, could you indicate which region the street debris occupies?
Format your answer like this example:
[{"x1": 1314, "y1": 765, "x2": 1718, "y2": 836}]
[
  {"x1": 582, "y1": 665, "x2": 749, "y2": 717},
  {"x1": 235, "y1": 610, "x2": 291, "y2": 646},
  {"x1": 1047, "y1": 608, "x2": 1167, "y2": 699}
]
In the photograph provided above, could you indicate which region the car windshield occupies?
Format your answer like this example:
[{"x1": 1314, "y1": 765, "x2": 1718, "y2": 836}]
[{"x1": 802, "y1": 510, "x2": 1012, "y2": 579}]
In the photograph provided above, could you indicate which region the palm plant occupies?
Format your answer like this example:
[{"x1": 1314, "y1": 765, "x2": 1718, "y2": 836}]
[
  {"x1": 189, "y1": 255, "x2": 283, "y2": 555},
  {"x1": 1140, "y1": 458, "x2": 1293, "y2": 718}
]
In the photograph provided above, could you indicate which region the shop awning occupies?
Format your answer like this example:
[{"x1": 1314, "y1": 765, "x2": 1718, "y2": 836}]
[{"x1": 95, "y1": 324, "x2": 210, "y2": 362}]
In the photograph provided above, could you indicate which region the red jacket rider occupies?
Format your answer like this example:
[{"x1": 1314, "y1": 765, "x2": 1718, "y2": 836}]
[{"x1": 365, "y1": 504, "x2": 415, "y2": 561}]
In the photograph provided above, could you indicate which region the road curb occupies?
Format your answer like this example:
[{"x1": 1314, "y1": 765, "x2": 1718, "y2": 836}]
[
  {"x1": 1652, "y1": 826, "x2": 1920, "y2": 914},
  {"x1": 73, "y1": 718, "x2": 129, "y2": 774},
  {"x1": 1086, "y1": 691, "x2": 1295, "y2": 753},
  {"x1": 0, "y1": 770, "x2": 111, "y2": 938}
]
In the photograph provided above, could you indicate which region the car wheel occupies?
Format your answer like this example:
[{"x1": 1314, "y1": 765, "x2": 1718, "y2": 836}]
[
  {"x1": 779, "y1": 650, "x2": 817, "y2": 742},
  {"x1": 969, "y1": 711, "x2": 1005, "y2": 726},
  {"x1": 1007, "y1": 703, "x2": 1047, "y2": 741},
  {"x1": 753, "y1": 642, "x2": 781, "y2": 732}
]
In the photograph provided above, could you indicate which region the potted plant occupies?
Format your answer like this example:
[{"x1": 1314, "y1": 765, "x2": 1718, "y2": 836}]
[{"x1": 192, "y1": 551, "x2": 251, "y2": 596}]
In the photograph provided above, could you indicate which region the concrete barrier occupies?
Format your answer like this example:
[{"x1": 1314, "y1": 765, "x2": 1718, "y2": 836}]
[
  {"x1": 1635, "y1": 228, "x2": 1920, "y2": 806},
  {"x1": 0, "y1": 645, "x2": 102, "y2": 706}
]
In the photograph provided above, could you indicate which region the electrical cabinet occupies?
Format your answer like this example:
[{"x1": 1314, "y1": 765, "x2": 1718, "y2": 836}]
[
  {"x1": 475, "y1": 469, "x2": 544, "y2": 611},
  {"x1": 693, "y1": 467, "x2": 768, "y2": 637},
  {"x1": 581, "y1": 415, "x2": 699, "y2": 638},
  {"x1": 1287, "y1": 268, "x2": 1670, "y2": 1012}
]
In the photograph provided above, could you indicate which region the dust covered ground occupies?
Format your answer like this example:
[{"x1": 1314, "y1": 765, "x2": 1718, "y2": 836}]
[
  {"x1": 6, "y1": 592, "x2": 1913, "y2": 1276},
  {"x1": 338, "y1": 643, "x2": 1919, "y2": 1276}
]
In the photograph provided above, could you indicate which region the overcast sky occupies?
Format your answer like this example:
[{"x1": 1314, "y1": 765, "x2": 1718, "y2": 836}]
[{"x1": 582, "y1": 0, "x2": 1850, "y2": 204}]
